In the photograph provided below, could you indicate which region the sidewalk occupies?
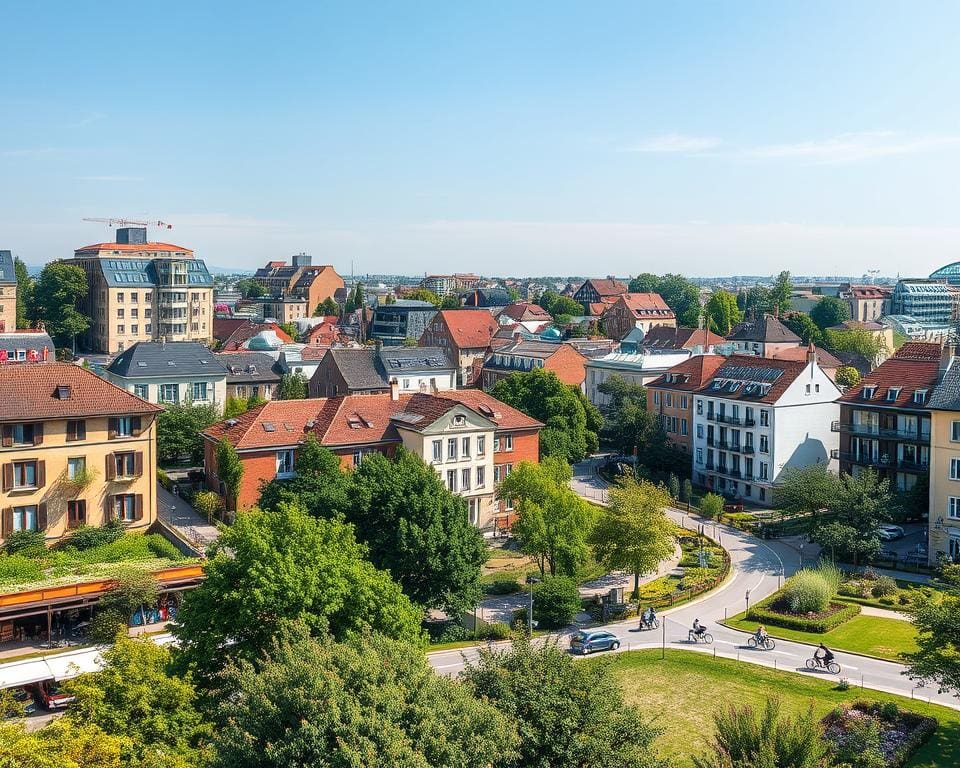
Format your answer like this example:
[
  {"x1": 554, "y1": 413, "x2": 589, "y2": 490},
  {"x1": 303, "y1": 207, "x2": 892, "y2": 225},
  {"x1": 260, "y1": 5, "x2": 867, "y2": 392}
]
[{"x1": 156, "y1": 483, "x2": 219, "y2": 550}]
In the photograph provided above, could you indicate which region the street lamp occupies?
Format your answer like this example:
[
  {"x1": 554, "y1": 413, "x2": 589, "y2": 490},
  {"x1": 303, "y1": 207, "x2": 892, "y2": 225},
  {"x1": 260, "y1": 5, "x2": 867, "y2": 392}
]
[
  {"x1": 745, "y1": 589, "x2": 751, "y2": 615},
  {"x1": 526, "y1": 575, "x2": 540, "y2": 635}
]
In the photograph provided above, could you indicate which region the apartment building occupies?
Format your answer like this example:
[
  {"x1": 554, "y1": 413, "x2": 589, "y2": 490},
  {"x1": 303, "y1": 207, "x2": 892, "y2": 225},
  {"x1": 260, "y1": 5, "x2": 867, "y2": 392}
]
[
  {"x1": 420, "y1": 274, "x2": 480, "y2": 299},
  {"x1": 890, "y1": 280, "x2": 959, "y2": 327},
  {"x1": 585, "y1": 349, "x2": 690, "y2": 408},
  {"x1": 838, "y1": 284, "x2": 891, "y2": 323},
  {"x1": 370, "y1": 300, "x2": 437, "y2": 346},
  {"x1": 419, "y1": 309, "x2": 499, "y2": 386},
  {"x1": 70, "y1": 228, "x2": 214, "y2": 354},
  {"x1": 0, "y1": 364, "x2": 161, "y2": 544},
  {"x1": 835, "y1": 342, "x2": 940, "y2": 493},
  {"x1": 691, "y1": 348, "x2": 841, "y2": 505},
  {"x1": 260, "y1": 296, "x2": 308, "y2": 324},
  {"x1": 201, "y1": 387, "x2": 541, "y2": 530},
  {"x1": 105, "y1": 341, "x2": 228, "y2": 410},
  {"x1": 725, "y1": 313, "x2": 802, "y2": 357},
  {"x1": 481, "y1": 340, "x2": 587, "y2": 391},
  {"x1": 0, "y1": 330, "x2": 56, "y2": 363},
  {"x1": 310, "y1": 346, "x2": 455, "y2": 397},
  {"x1": 216, "y1": 352, "x2": 281, "y2": 401},
  {"x1": 926, "y1": 345, "x2": 960, "y2": 563},
  {"x1": 254, "y1": 254, "x2": 344, "y2": 314},
  {"x1": 0, "y1": 251, "x2": 16, "y2": 333},
  {"x1": 646, "y1": 355, "x2": 726, "y2": 454},
  {"x1": 603, "y1": 293, "x2": 676, "y2": 341}
]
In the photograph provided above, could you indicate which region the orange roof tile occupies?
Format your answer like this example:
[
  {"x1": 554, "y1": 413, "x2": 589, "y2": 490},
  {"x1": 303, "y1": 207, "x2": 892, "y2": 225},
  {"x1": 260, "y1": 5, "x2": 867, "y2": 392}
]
[
  {"x1": 435, "y1": 310, "x2": 499, "y2": 349},
  {"x1": 839, "y1": 342, "x2": 941, "y2": 409},
  {"x1": 619, "y1": 292, "x2": 674, "y2": 317},
  {"x1": 74, "y1": 242, "x2": 193, "y2": 254},
  {"x1": 648, "y1": 354, "x2": 727, "y2": 391}
]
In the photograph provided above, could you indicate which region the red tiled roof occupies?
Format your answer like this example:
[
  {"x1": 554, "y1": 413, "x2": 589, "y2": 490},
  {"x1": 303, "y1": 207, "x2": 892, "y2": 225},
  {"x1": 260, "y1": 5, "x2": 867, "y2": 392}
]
[
  {"x1": 642, "y1": 326, "x2": 725, "y2": 350},
  {"x1": 498, "y1": 303, "x2": 553, "y2": 323},
  {"x1": 619, "y1": 292, "x2": 674, "y2": 317},
  {"x1": 772, "y1": 345, "x2": 843, "y2": 368},
  {"x1": 839, "y1": 342, "x2": 941, "y2": 409},
  {"x1": 298, "y1": 347, "x2": 328, "y2": 361},
  {"x1": 648, "y1": 354, "x2": 727, "y2": 391},
  {"x1": 435, "y1": 310, "x2": 499, "y2": 349},
  {"x1": 696, "y1": 354, "x2": 810, "y2": 404},
  {"x1": 74, "y1": 242, "x2": 193, "y2": 254},
  {"x1": 0, "y1": 363, "x2": 162, "y2": 421},
  {"x1": 213, "y1": 317, "x2": 252, "y2": 344},
  {"x1": 583, "y1": 278, "x2": 627, "y2": 297},
  {"x1": 221, "y1": 322, "x2": 294, "y2": 351},
  {"x1": 204, "y1": 390, "x2": 542, "y2": 451}
]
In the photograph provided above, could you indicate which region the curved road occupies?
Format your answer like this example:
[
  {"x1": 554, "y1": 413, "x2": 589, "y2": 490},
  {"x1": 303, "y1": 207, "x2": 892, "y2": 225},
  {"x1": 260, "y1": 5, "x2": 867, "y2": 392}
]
[{"x1": 430, "y1": 457, "x2": 960, "y2": 712}]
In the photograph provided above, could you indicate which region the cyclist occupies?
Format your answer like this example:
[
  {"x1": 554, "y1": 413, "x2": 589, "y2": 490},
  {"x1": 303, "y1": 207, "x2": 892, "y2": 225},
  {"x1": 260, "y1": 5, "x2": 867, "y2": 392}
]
[
  {"x1": 692, "y1": 618, "x2": 706, "y2": 638},
  {"x1": 754, "y1": 624, "x2": 767, "y2": 644},
  {"x1": 815, "y1": 642, "x2": 834, "y2": 668}
]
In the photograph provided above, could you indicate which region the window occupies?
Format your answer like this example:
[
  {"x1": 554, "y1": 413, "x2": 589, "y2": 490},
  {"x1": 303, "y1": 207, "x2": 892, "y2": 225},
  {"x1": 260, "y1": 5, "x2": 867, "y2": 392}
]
[
  {"x1": 759, "y1": 487, "x2": 766, "y2": 502},
  {"x1": 502, "y1": 435, "x2": 514, "y2": 452},
  {"x1": 115, "y1": 417, "x2": 134, "y2": 437},
  {"x1": 447, "y1": 438, "x2": 457, "y2": 460},
  {"x1": 681, "y1": 418, "x2": 688, "y2": 436},
  {"x1": 468, "y1": 498, "x2": 478, "y2": 526},
  {"x1": 160, "y1": 384, "x2": 179, "y2": 403},
  {"x1": 66, "y1": 420, "x2": 86, "y2": 442},
  {"x1": 131, "y1": 293, "x2": 138, "y2": 303},
  {"x1": 432, "y1": 440, "x2": 442, "y2": 462},
  {"x1": 760, "y1": 410, "x2": 769, "y2": 427},
  {"x1": 114, "y1": 494, "x2": 137, "y2": 522},
  {"x1": 950, "y1": 497, "x2": 960, "y2": 519},
  {"x1": 192, "y1": 382, "x2": 208, "y2": 401},
  {"x1": 13, "y1": 461, "x2": 38, "y2": 489},
  {"x1": 12, "y1": 423, "x2": 36, "y2": 445},
  {"x1": 461, "y1": 468, "x2": 471, "y2": 491},
  {"x1": 681, "y1": 395, "x2": 688, "y2": 409},
  {"x1": 476, "y1": 466, "x2": 485, "y2": 488},
  {"x1": 276, "y1": 449, "x2": 295, "y2": 477},
  {"x1": 653, "y1": 391, "x2": 660, "y2": 405},
  {"x1": 12, "y1": 505, "x2": 38, "y2": 531},
  {"x1": 952, "y1": 421, "x2": 960, "y2": 442},
  {"x1": 666, "y1": 393, "x2": 673, "y2": 408},
  {"x1": 117, "y1": 325, "x2": 125, "y2": 335},
  {"x1": 117, "y1": 292, "x2": 124, "y2": 303},
  {"x1": 352, "y1": 449, "x2": 364, "y2": 465},
  {"x1": 493, "y1": 436, "x2": 500, "y2": 451},
  {"x1": 862, "y1": 386, "x2": 876, "y2": 400},
  {"x1": 914, "y1": 389, "x2": 928, "y2": 404},
  {"x1": 477, "y1": 436, "x2": 486, "y2": 455},
  {"x1": 494, "y1": 465, "x2": 502, "y2": 483},
  {"x1": 67, "y1": 457, "x2": 85, "y2": 480},
  {"x1": 887, "y1": 387, "x2": 901, "y2": 402},
  {"x1": 696, "y1": 424, "x2": 704, "y2": 439},
  {"x1": 447, "y1": 469, "x2": 457, "y2": 491},
  {"x1": 462, "y1": 437, "x2": 471, "y2": 457},
  {"x1": 759, "y1": 462, "x2": 769, "y2": 480},
  {"x1": 759, "y1": 435, "x2": 769, "y2": 453},
  {"x1": 696, "y1": 447, "x2": 703, "y2": 464},
  {"x1": 67, "y1": 500, "x2": 86, "y2": 529},
  {"x1": 114, "y1": 452, "x2": 137, "y2": 477},
  {"x1": 117, "y1": 308, "x2": 125, "y2": 319},
  {"x1": 134, "y1": 384, "x2": 148, "y2": 399},
  {"x1": 696, "y1": 399, "x2": 703, "y2": 415}
]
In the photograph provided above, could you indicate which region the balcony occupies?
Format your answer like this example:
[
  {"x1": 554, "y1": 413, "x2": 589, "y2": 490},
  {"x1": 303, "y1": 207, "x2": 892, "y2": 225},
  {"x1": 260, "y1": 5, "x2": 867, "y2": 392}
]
[
  {"x1": 832, "y1": 421, "x2": 929, "y2": 442},
  {"x1": 744, "y1": 417, "x2": 756, "y2": 427},
  {"x1": 837, "y1": 452, "x2": 929, "y2": 472}
]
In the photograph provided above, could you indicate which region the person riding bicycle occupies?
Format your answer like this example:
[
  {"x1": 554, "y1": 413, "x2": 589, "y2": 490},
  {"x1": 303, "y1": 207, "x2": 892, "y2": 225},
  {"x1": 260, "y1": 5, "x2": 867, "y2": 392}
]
[
  {"x1": 641, "y1": 606, "x2": 655, "y2": 627},
  {"x1": 754, "y1": 624, "x2": 767, "y2": 643},
  {"x1": 815, "y1": 643, "x2": 834, "y2": 667},
  {"x1": 692, "y1": 618, "x2": 706, "y2": 637}
]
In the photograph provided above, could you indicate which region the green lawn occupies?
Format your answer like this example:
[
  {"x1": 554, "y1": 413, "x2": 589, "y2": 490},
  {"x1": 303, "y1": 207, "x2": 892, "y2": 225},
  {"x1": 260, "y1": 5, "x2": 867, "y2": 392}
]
[
  {"x1": 726, "y1": 613, "x2": 918, "y2": 661},
  {"x1": 612, "y1": 650, "x2": 958, "y2": 768}
]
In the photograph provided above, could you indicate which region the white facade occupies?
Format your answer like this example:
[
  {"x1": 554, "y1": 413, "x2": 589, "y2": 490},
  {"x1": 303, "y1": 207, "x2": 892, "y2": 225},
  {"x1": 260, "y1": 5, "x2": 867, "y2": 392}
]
[
  {"x1": 105, "y1": 371, "x2": 228, "y2": 412},
  {"x1": 586, "y1": 351, "x2": 691, "y2": 407},
  {"x1": 691, "y1": 360, "x2": 840, "y2": 505},
  {"x1": 390, "y1": 370, "x2": 457, "y2": 393}
]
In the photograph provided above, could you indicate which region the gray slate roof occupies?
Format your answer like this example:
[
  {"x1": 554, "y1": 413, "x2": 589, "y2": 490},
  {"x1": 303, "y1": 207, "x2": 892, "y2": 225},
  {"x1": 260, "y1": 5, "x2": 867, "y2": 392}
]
[
  {"x1": 727, "y1": 314, "x2": 801, "y2": 344},
  {"x1": 215, "y1": 352, "x2": 281, "y2": 383},
  {"x1": 107, "y1": 341, "x2": 226, "y2": 378},
  {"x1": 328, "y1": 346, "x2": 453, "y2": 390},
  {"x1": 0, "y1": 331, "x2": 56, "y2": 353},
  {"x1": 928, "y1": 363, "x2": 960, "y2": 411},
  {"x1": 0, "y1": 251, "x2": 14, "y2": 285},
  {"x1": 87, "y1": 257, "x2": 213, "y2": 288}
]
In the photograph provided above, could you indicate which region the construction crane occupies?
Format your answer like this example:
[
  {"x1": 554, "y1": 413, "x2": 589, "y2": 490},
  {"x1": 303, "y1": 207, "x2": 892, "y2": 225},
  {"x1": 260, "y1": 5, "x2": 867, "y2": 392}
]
[{"x1": 82, "y1": 217, "x2": 173, "y2": 229}]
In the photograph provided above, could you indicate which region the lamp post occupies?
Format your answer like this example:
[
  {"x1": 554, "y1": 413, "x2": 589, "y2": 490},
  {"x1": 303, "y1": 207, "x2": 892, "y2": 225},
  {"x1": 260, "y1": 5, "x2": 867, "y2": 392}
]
[
  {"x1": 745, "y1": 589, "x2": 751, "y2": 615},
  {"x1": 526, "y1": 575, "x2": 540, "y2": 635}
]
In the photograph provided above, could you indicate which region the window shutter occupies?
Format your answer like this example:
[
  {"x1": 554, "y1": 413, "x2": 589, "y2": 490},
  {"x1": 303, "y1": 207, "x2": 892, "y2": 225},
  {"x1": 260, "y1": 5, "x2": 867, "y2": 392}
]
[
  {"x1": 108, "y1": 418, "x2": 118, "y2": 440},
  {"x1": 132, "y1": 417, "x2": 142, "y2": 437},
  {"x1": 134, "y1": 494, "x2": 144, "y2": 521},
  {"x1": 77, "y1": 420, "x2": 86, "y2": 441},
  {"x1": 78, "y1": 500, "x2": 86, "y2": 525},
  {"x1": 105, "y1": 454, "x2": 116, "y2": 481},
  {"x1": 1, "y1": 464, "x2": 11, "y2": 493},
  {"x1": 1, "y1": 425, "x2": 11, "y2": 448},
  {"x1": 36, "y1": 460, "x2": 45, "y2": 488},
  {"x1": 66, "y1": 421, "x2": 76, "y2": 442},
  {"x1": 1, "y1": 508, "x2": 11, "y2": 538},
  {"x1": 33, "y1": 423, "x2": 43, "y2": 446},
  {"x1": 105, "y1": 496, "x2": 116, "y2": 522},
  {"x1": 134, "y1": 452, "x2": 143, "y2": 477},
  {"x1": 37, "y1": 503, "x2": 47, "y2": 531}
]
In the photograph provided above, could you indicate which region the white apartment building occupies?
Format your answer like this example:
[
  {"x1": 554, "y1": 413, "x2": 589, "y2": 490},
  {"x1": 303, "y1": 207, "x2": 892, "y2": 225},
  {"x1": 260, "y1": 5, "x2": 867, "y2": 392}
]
[{"x1": 691, "y1": 349, "x2": 840, "y2": 505}]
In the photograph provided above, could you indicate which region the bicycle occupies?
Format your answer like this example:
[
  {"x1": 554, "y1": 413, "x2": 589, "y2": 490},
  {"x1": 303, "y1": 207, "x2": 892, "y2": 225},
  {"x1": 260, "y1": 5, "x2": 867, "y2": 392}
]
[
  {"x1": 747, "y1": 635, "x2": 776, "y2": 650},
  {"x1": 688, "y1": 629, "x2": 713, "y2": 644},
  {"x1": 805, "y1": 657, "x2": 840, "y2": 674},
  {"x1": 639, "y1": 617, "x2": 660, "y2": 631}
]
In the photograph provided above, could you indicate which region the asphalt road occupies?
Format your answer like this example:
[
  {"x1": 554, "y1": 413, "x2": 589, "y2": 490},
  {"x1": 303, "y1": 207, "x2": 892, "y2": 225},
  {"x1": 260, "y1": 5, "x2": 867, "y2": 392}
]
[{"x1": 429, "y1": 456, "x2": 960, "y2": 712}]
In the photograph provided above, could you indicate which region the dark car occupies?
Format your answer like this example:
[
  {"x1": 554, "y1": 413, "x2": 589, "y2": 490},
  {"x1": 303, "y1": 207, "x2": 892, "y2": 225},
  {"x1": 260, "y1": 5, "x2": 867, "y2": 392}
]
[{"x1": 569, "y1": 630, "x2": 620, "y2": 655}]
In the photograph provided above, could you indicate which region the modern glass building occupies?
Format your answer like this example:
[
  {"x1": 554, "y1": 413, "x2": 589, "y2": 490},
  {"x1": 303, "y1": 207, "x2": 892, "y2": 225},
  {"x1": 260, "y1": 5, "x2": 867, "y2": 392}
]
[{"x1": 930, "y1": 262, "x2": 960, "y2": 286}]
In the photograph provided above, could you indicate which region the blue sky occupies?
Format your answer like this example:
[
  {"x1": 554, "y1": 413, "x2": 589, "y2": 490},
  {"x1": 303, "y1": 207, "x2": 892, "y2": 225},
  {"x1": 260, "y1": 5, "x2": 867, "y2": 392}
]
[{"x1": 2, "y1": 2, "x2": 959, "y2": 277}]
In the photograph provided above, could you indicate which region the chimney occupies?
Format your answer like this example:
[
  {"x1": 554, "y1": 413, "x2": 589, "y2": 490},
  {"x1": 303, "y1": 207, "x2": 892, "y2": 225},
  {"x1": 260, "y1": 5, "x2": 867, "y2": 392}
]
[
  {"x1": 390, "y1": 379, "x2": 400, "y2": 400},
  {"x1": 806, "y1": 341, "x2": 817, "y2": 365}
]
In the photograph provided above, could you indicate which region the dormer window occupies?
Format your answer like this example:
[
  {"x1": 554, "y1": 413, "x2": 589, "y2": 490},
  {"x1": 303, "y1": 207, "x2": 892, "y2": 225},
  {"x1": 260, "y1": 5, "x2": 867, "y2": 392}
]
[
  {"x1": 887, "y1": 387, "x2": 901, "y2": 402},
  {"x1": 862, "y1": 386, "x2": 876, "y2": 400},
  {"x1": 914, "y1": 389, "x2": 928, "y2": 404}
]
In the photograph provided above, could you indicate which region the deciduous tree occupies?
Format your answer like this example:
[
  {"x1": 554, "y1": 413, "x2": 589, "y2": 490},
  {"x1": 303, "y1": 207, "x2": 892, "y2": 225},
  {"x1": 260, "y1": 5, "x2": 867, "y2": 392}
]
[
  {"x1": 537, "y1": 290, "x2": 582, "y2": 317},
  {"x1": 782, "y1": 313, "x2": 825, "y2": 346},
  {"x1": 0, "y1": 718, "x2": 123, "y2": 768},
  {"x1": 906, "y1": 594, "x2": 960, "y2": 696},
  {"x1": 156, "y1": 402, "x2": 220, "y2": 465},
  {"x1": 215, "y1": 438, "x2": 244, "y2": 511},
  {"x1": 257, "y1": 434, "x2": 351, "y2": 520},
  {"x1": 90, "y1": 568, "x2": 159, "y2": 644},
  {"x1": 31, "y1": 262, "x2": 90, "y2": 347},
  {"x1": 704, "y1": 290, "x2": 743, "y2": 335},
  {"x1": 810, "y1": 296, "x2": 850, "y2": 330},
  {"x1": 404, "y1": 287, "x2": 442, "y2": 307},
  {"x1": 14, "y1": 256, "x2": 32, "y2": 329},
  {"x1": 769, "y1": 270, "x2": 793, "y2": 316},
  {"x1": 277, "y1": 371, "x2": 308, "y2": 399}
]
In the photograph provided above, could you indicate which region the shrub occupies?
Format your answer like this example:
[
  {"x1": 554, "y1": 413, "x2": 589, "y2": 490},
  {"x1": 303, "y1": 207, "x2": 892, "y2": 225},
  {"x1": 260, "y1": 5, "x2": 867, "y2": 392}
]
[
  {"x1": 157, "y1": 468, "x2": 173, "y2": 491},
  {"x1": 747, "y1": 598, "x2": 860, "y2": 633},
  {"x1": 484, "y1": 578, "x2": 521, "y2": 595},
  {"x1": 700, "y1": 493, "x2": 724, "y2": 519},
  {"x1": 837, "y1": 582, "x2": 862, "y2": 597},
  {"x1": 435, "y1": 623, "x2": 470, "y2": 643},
  {"x1": 878, "y1": 597, "x2": 895, "y2": 606},
  {"x1": 782, "y1": 569, "x2": 833, "y2": 614},
  {"x1": 835, "y1": 678, "x2": 851, "y2": 692},
  {"x1": 478, "y1": 622, "x2": 511, "y2": 641},
  {"x1": 3, "y1": 529, "x2": 46, "y2": 557},
  {"x1": 879, "y1": 701, "x2": 899, "y2": 722},
  {"x1": 681, "y1": 479, "x2": 693, "y2": 503},
  {"x1": 532, "y1": 576, "x2": 582, "y2": 629},
  {"x1": 668, "y1": 473, "x2": 680, "y2": 500},
  {"x1": 871, "y1": 575, "x2": 898, "y2": 597},
  {"x1": 146, "y1": 535, "x2": 183, "y2": 561},
  {"x1": 0, "y1": 554, "x2": 44, "y2": 585},
  {"x1": 898, "y1": 593, "x2": 913, "y2": 606},
  {"x1": 61, "y1": 520, "x2": 125, "y2": 551},
  {"x1": 193, "y1": 490, "x2": 224, "y2": 523},
  {"x1": 681, "y1": 567, "x2": 715, "y2": 590}
]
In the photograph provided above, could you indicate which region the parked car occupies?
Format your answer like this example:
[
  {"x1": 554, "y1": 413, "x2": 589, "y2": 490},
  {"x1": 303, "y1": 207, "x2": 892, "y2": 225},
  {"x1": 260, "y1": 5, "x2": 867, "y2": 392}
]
[
  {"x1": 28, "y1": 681, "x2": 74, "y2": 711},
  {"x1": 878, "y1": 525, "x2": 905, "y2": 541},
  {"x1": 569, "y1": 630, "x2": 621, "y2": 655}
]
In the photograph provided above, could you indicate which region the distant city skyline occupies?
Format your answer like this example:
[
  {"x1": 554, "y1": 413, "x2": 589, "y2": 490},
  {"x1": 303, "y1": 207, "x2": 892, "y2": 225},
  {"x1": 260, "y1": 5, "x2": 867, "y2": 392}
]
[{"x1": 2, "y1": 2, "x2": 959, "y2": 276}]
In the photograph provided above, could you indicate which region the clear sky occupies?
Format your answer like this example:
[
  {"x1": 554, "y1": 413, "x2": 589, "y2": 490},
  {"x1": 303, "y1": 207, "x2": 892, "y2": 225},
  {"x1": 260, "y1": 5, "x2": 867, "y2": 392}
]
[{"x1": 2, "y1": 2, "x2": 959, "y2": 277}]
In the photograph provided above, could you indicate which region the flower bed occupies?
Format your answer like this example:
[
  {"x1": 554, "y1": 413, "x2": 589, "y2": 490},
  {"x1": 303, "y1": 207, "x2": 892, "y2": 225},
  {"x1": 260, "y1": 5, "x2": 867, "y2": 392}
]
[
  {"x1": 746, "y1": 595, "x2": 860, "y2": 633},
  {"x1": 823, "y1": 702, "x2": 937, "y2": 767}
]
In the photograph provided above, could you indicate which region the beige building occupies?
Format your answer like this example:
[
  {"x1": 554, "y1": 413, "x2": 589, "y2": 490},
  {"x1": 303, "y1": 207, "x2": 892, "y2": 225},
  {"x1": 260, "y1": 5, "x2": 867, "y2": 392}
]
[
  {"x1": 260, "y1": 296, "x2": 308, "y2": 324},
  {"x1": 0, "y1": 364, "x2": 162, "y2": 545},
  {"x1": 70, "y1": 228, "x2": 215, "y2": 354},
  {"x1": 926, "y1": 346, "x2": 960, "y2": 563},
  {"x1": 0, "y1": 251, "x2": 16, "y2": 333}
]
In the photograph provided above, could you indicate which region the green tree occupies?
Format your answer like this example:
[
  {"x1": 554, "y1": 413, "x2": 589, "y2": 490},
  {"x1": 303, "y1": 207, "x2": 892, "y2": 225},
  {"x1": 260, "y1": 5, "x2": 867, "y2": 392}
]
[
  {"x1": 156, "y1": 401, "x2": 220, "y2": 465},
  {"x1": 215, "y1": 438, "x2": 244, "y2": 511},
  {"x1": 657, "y1": 273, "x2": 703, "y2": 326},
  {"x1": 668, "y1": 472, "x2": 681, "y2": 500},
  {"x1": 682, "y1": 478, "x2": 693, "y2": 503},
  {"x1": 782, "y1": 313, "x2": 825, "y2": 346},
  {"x1": 693, "y1": 699, "x2": 829, "y2": 768},
  {"x1": 403, "y1": 287, "x2": 441, "y2": 307},
  {"x1": 461, "y1": 637, "x2": 665, "y2": 768},
  {"x1": 257, "y1": 434, "x2": 351, "y2": 520},
  {"x1": 347, "y1": 449, "x2": 486, "y2": 614},
  {"x1": 825, "y1": 328, "x2": 887, "y2": 367},
  {"x1": 773, "y1": 463, "x2": 841, "y2": 515},
  {"x1": 532, "y1": 576, "x2": 581, "y2": 628},
  {"x1": 491, "y1": 368, "x2": 600, "y2": 462},
  {"x1": 193, "y1": 490, "x2": 224, "y2": 523},
  {"x1": 700, "y1": 492, "x2": 724, "y2": 519},
  {"x1": 737, "y1": 285, "x2": 772, "y2": 313},
  {"x1": 235, "y1": 278, "x2": 264, "y2": 299},
  {"x1": 277, "y1": 321, "x2": 298, "y2": 339},
  {"x1": 31, "y1": 262, "x2": 90, "y2": 348},
  {"x1": 64, "y1": 635, "x2": 208, "y2": 768},
  {"x1": 222, "y1": 395, "x2": 248, "y2": 418},
  {"x1": 835, "y1": 365, "x2": 861, "y2": 388},
  {"x1": 905, "y1": 593, "x2": 960, "y2": 695},
  {"x1": 591, "y1": 478, "x2": 675, "y2": 596},
  {"x1": 704, "y1": 290, "x2": 743, "y2": 335},
  {"x1": 246, "y1": 391, "x2": 266, "y2": 409},
  {"x1": 0, "y1": 718, "x2": 123, "y2": 768},
  {"x1": 628, "y1": 273, "x2": 661, "y2": 293},
  {"x1": 810, "y1": 295, "x2": 850, "y2": 330},
  {"x1": 172, "y1": 501, "x2": 423, "y2": 690},
  {"x1": 276, "y1": 371, "x2": 308, "y2": 399},
  {"x1": 537, "y1": 290, "x2": 582, "y2": 317},
  {"x1": 314, "y1": 296, "x2": 339, "y2": 316},
  {"x1": 497, "y1": 458, "x2": 596, "y2": 577},
  {"x1": 14, "y1": 256, "x2": 32, "y2": 329},
  {"x1": 440, "y1": 294, "x2": 461, "y2": 309},
  {"x1": 90, "y1": 568, "x2": 160, "y2": 644},
  {"x1": 211, "y1": 626, "x2": 515, "y2": 768},
  {"x1": 769, "y1": 270, "x2": 793, "y2": 316},
  {"x1": 828, "y1": 467, "x2": 892, "y2": 565}
]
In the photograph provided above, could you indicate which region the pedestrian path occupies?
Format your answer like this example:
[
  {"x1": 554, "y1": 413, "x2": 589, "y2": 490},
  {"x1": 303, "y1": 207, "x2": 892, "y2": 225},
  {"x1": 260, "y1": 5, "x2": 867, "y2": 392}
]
[{"x1": 156, "y1": 483, "x2": 218, "y2": 551}]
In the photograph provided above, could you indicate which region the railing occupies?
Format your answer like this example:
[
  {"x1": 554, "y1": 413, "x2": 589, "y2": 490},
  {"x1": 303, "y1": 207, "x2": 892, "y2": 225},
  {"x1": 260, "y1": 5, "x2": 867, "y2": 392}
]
[
  {"x1": 832, "y1": 421, "x2": 929, "y2": 442},
  {"x1": 837, "y1": 452, "x2": 929, "y2": 471}
]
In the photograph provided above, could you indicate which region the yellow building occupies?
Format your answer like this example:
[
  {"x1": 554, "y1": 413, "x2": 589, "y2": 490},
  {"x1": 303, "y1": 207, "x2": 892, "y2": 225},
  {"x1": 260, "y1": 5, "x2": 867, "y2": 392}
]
[
  {"x1": 926, "y1": 347, "x2": 960, "y2": 563},
  {"x1": 0, "y1": 250, "x2": 18, "y2": 333},
  {"x1": 0, "y1": 363, "x2": 162, "y2": 544},
  {"x1": 69, "y1": 228, "x2": 215, "y2": 354}
]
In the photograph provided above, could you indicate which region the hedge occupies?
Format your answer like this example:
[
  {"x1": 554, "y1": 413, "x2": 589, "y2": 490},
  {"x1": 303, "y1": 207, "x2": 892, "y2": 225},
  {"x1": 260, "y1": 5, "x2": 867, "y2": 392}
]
[
  {"x1": 746, "y1": 597, "x2": 861, "y2": 633},
  {"x1": 645, "y1": 544, "x2": 732, "y2": 611}
]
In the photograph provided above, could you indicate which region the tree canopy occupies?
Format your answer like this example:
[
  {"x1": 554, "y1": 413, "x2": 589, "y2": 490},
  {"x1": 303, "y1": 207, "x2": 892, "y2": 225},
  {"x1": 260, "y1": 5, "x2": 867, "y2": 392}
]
[
  {"x1": 825, "y1": 328, "x2": 887, "y2": 367},
  {"x1": 782, "y1": 313, "x2": 825, "y2": 346},
  {"x1": 704, "y1": 289, "x2": 743, "y2": 335},
  {"x1": 835, "y1": 365, "x2": 861, "y2": 388},
  {"x1": 769, "y1": 270, "x2": 793, "y2": 316},
  {"x1": 491, "y1": 368, "x2": 601, "y2": 463},
  {"x1": 156, "y1": 401, "x2": 220, "y2": 465},
  {"x1": 257, "y1": 434, "x2": 351, "y2": 520},
  {"x1": 277, "y1": 371, "x2": 309, "y2": 399},
  {"x1": 627, "y1": 274, "x2": 702, "y2": 326},
  {"x1": 172, "y1": 500, "x2": 423, "y2": 689},
  {"x1": 14, "y1": 256, "x2": 31, "y2": 329},
  {"x1": 404, "y1": 287, "x2": 442, "y2": 307},
  {"x1": 810, "y1": 296, "x2": 850, "y2": 330},
  {"x1": 537, "y1": 290, "x2": 582, "y2": 318},
  {"x1": 905, "y1": 594, "x2": 960, "y2": 696},
  {"x1": 31, "y1": 262, "x2": 90, "y2": 346}
]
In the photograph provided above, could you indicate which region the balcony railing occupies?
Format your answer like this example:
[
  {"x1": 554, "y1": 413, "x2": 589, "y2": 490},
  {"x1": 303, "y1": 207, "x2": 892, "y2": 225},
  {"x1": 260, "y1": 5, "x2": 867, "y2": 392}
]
[
  {"x1": 832, "y1": 421, "x2": 929, "y2": 442},
  {"x1": 837, "y1": 452, "x2": 929, "y2": 472}
]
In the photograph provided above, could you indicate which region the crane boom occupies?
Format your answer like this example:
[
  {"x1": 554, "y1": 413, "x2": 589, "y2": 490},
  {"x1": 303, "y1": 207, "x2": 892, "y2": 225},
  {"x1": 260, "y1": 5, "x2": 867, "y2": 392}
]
[{"x1": 82, "y1": 217, "x2": 173, "y2": 229}]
